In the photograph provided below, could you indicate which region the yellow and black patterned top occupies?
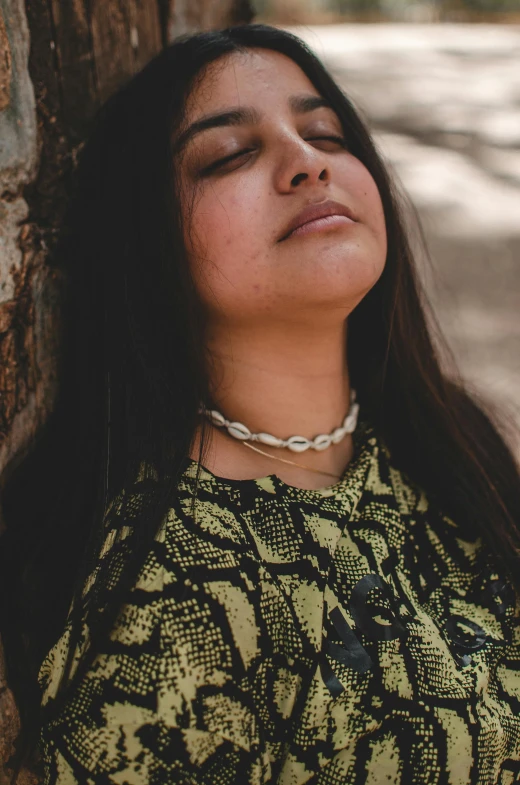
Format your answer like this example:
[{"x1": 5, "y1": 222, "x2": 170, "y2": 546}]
[{"x1": 39, "y1": 423, "x2": 520, "y2": 784}]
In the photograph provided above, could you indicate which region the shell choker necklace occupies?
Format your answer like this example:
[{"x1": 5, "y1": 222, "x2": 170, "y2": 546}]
[{"x1": 198, "y1": 390, "x2": 359, "y2": 480}]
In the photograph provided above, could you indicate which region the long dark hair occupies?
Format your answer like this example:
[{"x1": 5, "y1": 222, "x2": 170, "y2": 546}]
[{"x1": 1, "y1": 22, "x2": 519, "y2": 765}]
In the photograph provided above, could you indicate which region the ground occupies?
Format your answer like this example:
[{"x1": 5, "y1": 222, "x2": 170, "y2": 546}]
[{"x1": 291, "y1": 23, "x2": 520, "y2": 442}]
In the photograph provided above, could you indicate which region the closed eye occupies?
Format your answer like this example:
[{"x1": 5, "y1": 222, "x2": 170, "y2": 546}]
[
  {"x1": 201, "y1": 149, "x2": 255, "y2": 176},
  {"x1": 306, "y1": 135, "x2": 348, "y2": 149},
  {"x1": 201, "y1": 136, "x2": 348, "y2": 177}
]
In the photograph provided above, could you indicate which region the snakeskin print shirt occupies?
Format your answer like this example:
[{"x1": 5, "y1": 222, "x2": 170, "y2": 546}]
[{"x1": 38, "y1": 423, "x2": 520, "y2": 784}]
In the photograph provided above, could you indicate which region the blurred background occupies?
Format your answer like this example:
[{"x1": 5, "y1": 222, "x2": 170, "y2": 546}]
[
  {"x1": 256, "y1": 0, "x2": 520, "y2": 24},
  {"x1": 256, "y1": 0, "x2": 520, "y2": 442}
]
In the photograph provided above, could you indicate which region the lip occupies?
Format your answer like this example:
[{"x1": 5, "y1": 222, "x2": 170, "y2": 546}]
[{"x1": 278, "y1": 199, "x2": 357, "y2": 242}]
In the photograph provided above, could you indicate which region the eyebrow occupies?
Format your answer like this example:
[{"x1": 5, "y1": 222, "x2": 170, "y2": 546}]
[{"x1": 175, "y1": 94, "x2": 332, "y2": 151}]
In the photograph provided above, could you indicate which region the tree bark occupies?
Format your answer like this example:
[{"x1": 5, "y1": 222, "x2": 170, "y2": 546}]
[{"x1": 0, "y1": 0, "x2": 253, "y2": 780}]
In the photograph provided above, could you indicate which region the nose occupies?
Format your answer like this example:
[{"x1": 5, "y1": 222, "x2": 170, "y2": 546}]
[{"x1": 274, "y1": 137, "x2": 331, "y2": 192}]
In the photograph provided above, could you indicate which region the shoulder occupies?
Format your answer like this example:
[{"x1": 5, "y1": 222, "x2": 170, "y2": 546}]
[
  {"x1": 38, "y1": 465, "x2": 271, "y2": 784},
  {"x1": 356, "y1": 424, "x2": 438, "y2": 520},
  {"x1": 38, "y1": 458, "x2": 254, "y2": 702},
  {"x1": 355, "y1": 426, "x2": 488, "y2": 581}
]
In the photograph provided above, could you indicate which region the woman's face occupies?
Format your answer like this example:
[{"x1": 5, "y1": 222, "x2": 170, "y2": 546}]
[{"x1": 177, "y1": 49, "x2": 387, "y2": 328}]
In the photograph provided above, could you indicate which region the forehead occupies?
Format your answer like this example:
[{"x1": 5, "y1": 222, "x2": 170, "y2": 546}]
[{"x1": 184, "y1": 48, "x2": 321, "y2": 121}]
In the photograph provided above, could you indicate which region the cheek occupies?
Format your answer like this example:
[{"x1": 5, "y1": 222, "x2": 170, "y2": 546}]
[
  {"x1": 188, "y1": 190, "x2": 254, "y2": 258},
  {"x1": 344, "y1": 160, "x2": 386, "y2": 236},
  {"x1": 367, "y1": 185, "x2": 386, "y2": 241},
  {"x1": 185, "y1": 189, "x2": 268, "y2": 311}
]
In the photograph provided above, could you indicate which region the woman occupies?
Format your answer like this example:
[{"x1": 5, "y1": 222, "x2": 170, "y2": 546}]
[{"x1": 1, "y1": 23, "x2": 520, "y2": 785}]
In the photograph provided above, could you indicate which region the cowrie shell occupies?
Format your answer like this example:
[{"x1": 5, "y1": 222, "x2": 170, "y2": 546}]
[
  {"x1": 287, "y1": 436, "x2": 311, "y2": 453},
  {"x1": 314, "y1": 434, "x2": 332, "y2": 450},
  {"x1": 331, "y1": 427, "x2": 346, "y2": 444},
  {"x1": 257, "y1": 432, "x2": 284, "y2": 447},
  {"x1": 227, "y1": 422, "x2": 251, "y2": 440},
  {"x1": 209, "y1": 410, "x2": 226, "y2": 427}
]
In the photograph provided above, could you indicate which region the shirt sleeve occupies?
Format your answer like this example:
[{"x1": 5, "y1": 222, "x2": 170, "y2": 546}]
[{"x1": 40, "y1": 554, "x2": 271, "y2": 785}]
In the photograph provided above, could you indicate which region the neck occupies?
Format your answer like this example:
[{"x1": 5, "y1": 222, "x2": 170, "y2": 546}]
[{"x1": 191, "y1": 320, "x2": 355, "y2": 489}]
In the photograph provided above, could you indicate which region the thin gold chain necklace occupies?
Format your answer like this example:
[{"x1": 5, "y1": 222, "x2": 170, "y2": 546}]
[{"x1": 241, "y1": 439, "x2": 342, "y2": 480}]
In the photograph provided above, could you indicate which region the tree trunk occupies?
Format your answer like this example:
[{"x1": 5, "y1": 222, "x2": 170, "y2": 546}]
[{"x1": 0, "y1": 0, "x2": 253, "y2": 780}]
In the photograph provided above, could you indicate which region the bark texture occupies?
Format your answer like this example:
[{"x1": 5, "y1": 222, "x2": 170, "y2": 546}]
[{"x1": 0, "y1": 0, "x2": 254, "y2": 781}]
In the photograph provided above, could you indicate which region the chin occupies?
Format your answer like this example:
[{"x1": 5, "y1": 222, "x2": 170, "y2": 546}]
[
  {"x1": 294, "y1": 249, "x2": 384, "y2": 287},
  {"x1": 280, "y1": 268, "x2": 383, "y2": 317}
]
